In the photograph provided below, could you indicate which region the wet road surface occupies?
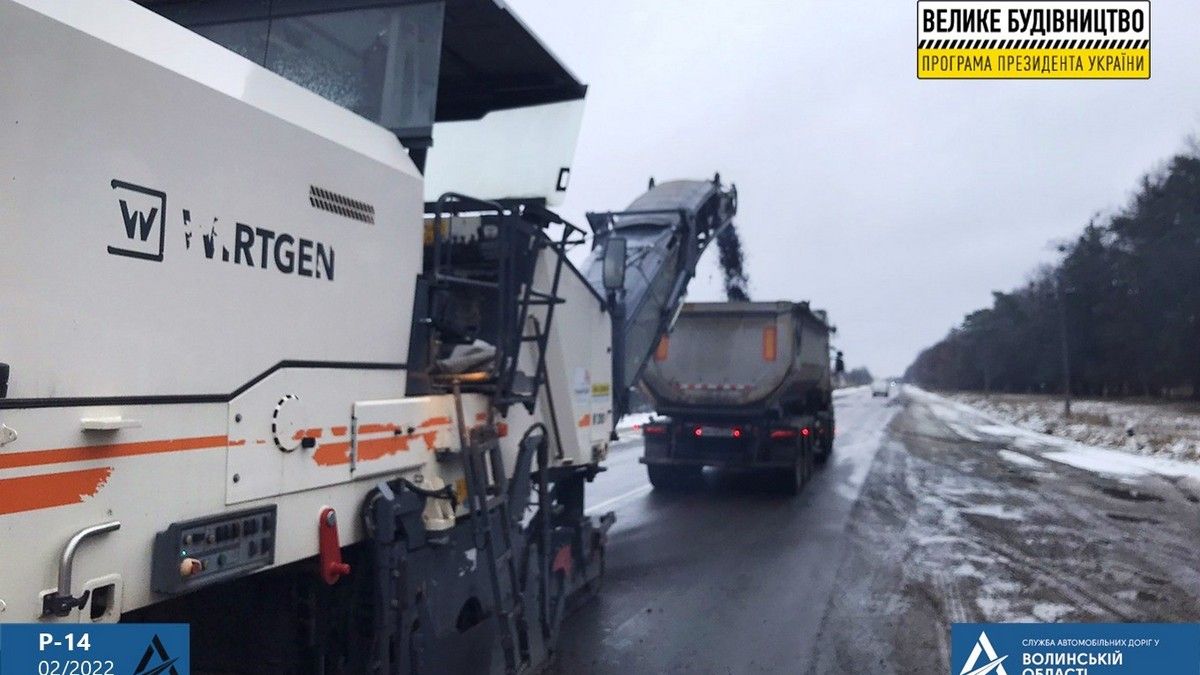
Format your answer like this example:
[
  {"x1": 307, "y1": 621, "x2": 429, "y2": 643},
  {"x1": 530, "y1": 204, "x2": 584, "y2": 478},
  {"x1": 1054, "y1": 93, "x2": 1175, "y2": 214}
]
[
  {"x1": 553, "y1": 386, "x2": 1200, "y2": 673},
  {"x1": 553, "y1": 388, "x2": 900, "y2": 673}
]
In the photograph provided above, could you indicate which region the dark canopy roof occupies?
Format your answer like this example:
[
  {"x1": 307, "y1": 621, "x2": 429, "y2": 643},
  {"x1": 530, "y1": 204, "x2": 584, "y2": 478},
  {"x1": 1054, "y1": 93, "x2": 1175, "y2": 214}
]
[
  {"x1": 437, "y1": 0, "x2": 585, "y2": 121},
  {"x1": 138, "y1": 0, "x2": 586, "y2": 123}
]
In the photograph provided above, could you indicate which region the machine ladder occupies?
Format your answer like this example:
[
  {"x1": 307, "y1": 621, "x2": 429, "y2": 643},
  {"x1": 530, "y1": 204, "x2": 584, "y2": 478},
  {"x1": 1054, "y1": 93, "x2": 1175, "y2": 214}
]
[{"x1": 452, "y1": 386, "x2": 530, "y2": 674}]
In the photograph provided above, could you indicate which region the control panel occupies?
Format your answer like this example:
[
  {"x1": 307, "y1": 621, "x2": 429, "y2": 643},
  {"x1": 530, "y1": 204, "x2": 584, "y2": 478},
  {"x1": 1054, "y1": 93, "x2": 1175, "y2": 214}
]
[{"x1": 151, "y1": 505, "x2": 277, "y2": 594}]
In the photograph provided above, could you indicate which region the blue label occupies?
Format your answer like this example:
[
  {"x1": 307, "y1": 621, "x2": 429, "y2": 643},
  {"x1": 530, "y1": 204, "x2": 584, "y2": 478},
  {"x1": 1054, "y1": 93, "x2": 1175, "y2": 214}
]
[
  {"x1": 0, "y1": 624, "x2": 189, "y2": 675},
  {"x1": 951, "y1": 623, "x2": 1200, "y2": 674}
]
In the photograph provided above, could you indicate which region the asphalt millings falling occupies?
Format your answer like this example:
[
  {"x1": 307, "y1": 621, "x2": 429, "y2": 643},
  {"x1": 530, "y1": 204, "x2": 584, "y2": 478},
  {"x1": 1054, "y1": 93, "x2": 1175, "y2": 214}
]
[{"x1": 717, "y1": 224, "x2": 751, "y2": 302}]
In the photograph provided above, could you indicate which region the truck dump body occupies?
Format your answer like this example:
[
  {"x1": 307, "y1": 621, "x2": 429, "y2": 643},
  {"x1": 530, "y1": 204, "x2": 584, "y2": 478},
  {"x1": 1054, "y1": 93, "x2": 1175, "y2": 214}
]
[
  {"x1": 640, "y1": 301, "x2": 835, "y2": 495},
  {"x1": 642, "y1": 301, "x2": 832, "y2": 414}
]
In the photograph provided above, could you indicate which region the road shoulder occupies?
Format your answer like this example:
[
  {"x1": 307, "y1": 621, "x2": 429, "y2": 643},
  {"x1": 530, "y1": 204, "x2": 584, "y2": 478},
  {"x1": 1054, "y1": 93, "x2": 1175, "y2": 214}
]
[{"x1": 808, "y1": 389, "x2": 1200, "y2": 674}]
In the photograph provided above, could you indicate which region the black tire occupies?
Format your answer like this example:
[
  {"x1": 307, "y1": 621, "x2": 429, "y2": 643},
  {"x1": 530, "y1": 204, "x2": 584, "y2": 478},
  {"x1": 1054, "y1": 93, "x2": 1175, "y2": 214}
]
[
  {"x1": 647, "y1": 465, "x2": 674, "y2": 490},
  {"x1": 647, "y1": 465, "x2": 701, "y2": 491},
  {"x1": 815, "y1": 424, "x2": 834, "y2": 465}
]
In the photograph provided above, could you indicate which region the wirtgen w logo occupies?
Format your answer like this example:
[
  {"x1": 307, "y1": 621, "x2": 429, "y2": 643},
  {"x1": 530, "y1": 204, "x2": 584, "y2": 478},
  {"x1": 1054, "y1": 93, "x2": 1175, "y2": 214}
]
[
  {"x1": 105, "y1": 178, "x2": 337, "y2": 281},
  {"x1": 108, "y1": 179, "x2": 167, "y2": 262},
  {"x1": 958, "y1": 630, "x2": 1009, "y2": 675}
]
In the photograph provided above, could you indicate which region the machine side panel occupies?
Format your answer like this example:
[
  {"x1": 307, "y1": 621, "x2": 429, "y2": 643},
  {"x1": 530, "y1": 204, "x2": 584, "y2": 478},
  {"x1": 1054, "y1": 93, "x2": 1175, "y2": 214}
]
[
  {"x1": 349, "y1": 397, "x2": 459, "y2": 481},
  {"x1": 529, "y1": 257, "x2": 612, "y2": 463},
  {"x1": 224, "y1": 370, "x2": 432, "y2": 504},
  {"x1": 0, "y1": 0, "x2": 420, "y2": 400},
  {"x1": 0, "y1": 402, "x2": 228, "y2": 621},
  {"x1": 0, "y1": 378, "x2": 491, "y2": 621}
]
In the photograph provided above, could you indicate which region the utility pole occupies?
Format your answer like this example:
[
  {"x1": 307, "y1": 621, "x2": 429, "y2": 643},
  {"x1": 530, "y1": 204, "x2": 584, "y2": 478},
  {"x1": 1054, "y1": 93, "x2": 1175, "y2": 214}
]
[{"x1": 1055, "y1": 246, "x2": 1072, "y2": 418}]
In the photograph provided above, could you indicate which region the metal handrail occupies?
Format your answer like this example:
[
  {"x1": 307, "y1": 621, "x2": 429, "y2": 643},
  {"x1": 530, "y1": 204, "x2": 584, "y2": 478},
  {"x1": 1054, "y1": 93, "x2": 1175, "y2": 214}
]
[{"x1": 42, "y1": 520, "x2": 120, "y2": 616}]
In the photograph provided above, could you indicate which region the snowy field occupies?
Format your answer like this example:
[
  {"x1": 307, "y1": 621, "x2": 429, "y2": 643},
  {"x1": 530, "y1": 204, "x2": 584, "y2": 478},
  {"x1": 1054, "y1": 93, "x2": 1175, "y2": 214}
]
[
  {"x1": 908, "y1": 387, "x2": 1200, "y2": 490},
  {"x1": 945, "y1": 391, "x2": 1200, "y2": 463}
]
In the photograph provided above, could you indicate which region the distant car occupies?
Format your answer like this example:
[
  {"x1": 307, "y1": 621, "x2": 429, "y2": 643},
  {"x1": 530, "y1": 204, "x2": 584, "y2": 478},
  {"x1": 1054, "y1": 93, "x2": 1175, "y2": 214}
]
[{"x1": 871, "y1": 379, "x2": 891, "y2": 397}]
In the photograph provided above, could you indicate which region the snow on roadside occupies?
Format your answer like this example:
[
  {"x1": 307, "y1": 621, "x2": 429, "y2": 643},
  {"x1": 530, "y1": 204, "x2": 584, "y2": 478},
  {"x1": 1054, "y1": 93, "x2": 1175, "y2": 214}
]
[
  {"x1": 997, "y1": 449, "x2": 1045, "y2": 469},
  {"x1": 1040, "y1": 445, "x2": 1200, "y2": 481},
  {"x1": 950, "y1": 391, "x2": 1200, "y2": 462},
  {"x1": 905, "y1": 386, "x2": 1200, "y2": 482}
]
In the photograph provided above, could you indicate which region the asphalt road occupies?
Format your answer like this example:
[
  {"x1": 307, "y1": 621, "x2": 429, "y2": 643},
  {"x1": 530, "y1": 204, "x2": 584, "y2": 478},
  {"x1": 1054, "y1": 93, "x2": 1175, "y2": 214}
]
[
  {"x1": 552, "y1": 388, "x2": 900, "y2": 673},
  {"x1": 552, "y1": 386, "x2": 1200, "y2": 674}
]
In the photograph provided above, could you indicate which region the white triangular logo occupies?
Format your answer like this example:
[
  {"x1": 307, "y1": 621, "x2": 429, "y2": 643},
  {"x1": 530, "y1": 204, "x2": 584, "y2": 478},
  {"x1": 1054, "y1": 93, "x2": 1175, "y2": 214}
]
[{"x1": 959, "y1": 630, "x2": 1009, "y2": 675}]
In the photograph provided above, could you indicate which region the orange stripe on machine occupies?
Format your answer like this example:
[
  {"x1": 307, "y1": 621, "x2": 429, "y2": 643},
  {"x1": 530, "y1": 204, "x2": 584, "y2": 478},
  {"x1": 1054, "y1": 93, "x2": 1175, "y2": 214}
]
[
  {"x1": 311, "y1": 436, "x2": 423, "y2": 467},
  {"x1": 312, "y1": 441, "x2": 352, "y2": 467},
  {"x1": 312, "y1": 416, "x2": 452, "y2": 467},
  {"x1": 0, "y1": 467, "x2": 113, "y2": 515},
  {"x1": 0, "y1": 435, "x2": 229, "y2": 471}
]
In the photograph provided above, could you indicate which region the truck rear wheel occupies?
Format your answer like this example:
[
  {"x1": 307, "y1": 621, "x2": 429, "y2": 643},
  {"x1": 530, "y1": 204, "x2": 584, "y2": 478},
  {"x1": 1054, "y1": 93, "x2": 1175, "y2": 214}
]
[
  {"x1": 815, "y1": 416, "x2": 835, "y2": 465},
  {"x1": 815, "y1": 432, "x2": 833, "y2": 465},
  {"x1": 647, "y1": 465, "x2": 701, "y2": 491}
]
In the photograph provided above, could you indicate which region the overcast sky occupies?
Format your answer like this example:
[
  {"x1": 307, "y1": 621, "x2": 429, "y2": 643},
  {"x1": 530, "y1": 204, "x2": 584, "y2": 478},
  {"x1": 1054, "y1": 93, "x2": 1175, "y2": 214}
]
[{"x1": 506, "y1": 0, "x2": 1200, "y2": 377}]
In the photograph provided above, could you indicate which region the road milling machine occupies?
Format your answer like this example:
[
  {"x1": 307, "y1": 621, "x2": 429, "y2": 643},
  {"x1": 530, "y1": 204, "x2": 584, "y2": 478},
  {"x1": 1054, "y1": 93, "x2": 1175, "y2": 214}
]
[{"x1": 0, "y1": 2, "x2": 738, "y2": 673}]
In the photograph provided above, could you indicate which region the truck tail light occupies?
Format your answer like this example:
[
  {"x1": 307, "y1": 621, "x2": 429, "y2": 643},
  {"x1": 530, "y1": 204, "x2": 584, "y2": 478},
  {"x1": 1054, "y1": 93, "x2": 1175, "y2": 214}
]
[
  {"x1": 643, "y1": 424, "x2": 668, "y2": 436},
  {"x1": 762, "y1": 325, "x2": 777, "y2": 362},
  {"x1": 770, "y1": 428, "x2": 799, "y2": 440},
  {"x1": 801, "y1": 427, "x2": 811, "y2": 437},
  {"x1": 731, "y1": 427, "x2": 742, "y2": 439},
  {"x1": 655, "y1": 335, "x2": 670, "y2": 361},
  {"x1": 693, "y1": 426, "x2": 703, "y2": 437}
]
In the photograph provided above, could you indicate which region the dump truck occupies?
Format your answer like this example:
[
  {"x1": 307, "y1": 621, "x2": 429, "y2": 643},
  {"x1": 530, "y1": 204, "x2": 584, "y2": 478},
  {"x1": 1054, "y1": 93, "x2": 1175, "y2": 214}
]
[
  {"x1": 0, "y1": 1, "x2": 736, "y2": 673},
  {"x1": 639, "y1": 301, "x2": 835, "y2": 494}
]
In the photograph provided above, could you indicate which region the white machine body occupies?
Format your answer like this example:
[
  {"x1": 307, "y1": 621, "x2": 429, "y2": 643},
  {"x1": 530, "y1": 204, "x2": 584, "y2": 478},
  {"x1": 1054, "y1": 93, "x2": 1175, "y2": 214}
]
[{"x1": 0, "y1": 0, "x2": 609, "y2": 623}]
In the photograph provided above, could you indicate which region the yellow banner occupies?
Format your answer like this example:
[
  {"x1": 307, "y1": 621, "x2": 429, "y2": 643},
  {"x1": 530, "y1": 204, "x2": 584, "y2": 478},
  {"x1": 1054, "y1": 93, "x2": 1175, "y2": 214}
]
[{"x1": 918, "y1": 48, "x2": 1149, "y2": 79}]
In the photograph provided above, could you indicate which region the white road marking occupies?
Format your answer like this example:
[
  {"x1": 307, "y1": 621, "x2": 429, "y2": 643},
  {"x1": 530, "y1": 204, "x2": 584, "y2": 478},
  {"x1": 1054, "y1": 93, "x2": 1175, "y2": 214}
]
[{"x1": 586, "y1": 483, "x2": 653, "y2": 514}]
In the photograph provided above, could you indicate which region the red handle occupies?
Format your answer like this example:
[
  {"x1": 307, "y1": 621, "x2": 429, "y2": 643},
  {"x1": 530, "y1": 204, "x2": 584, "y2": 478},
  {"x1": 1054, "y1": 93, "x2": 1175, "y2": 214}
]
[{"x1": 318, "y1": 507, "x2": 351, "y2": 585}]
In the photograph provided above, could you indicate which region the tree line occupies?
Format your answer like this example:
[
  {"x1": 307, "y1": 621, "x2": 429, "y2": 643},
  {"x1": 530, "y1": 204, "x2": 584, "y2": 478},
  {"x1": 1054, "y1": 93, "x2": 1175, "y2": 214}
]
[
  {"x1": 906, "y1": 143, "x2": 1200, "y2": 398},
  {"x1": 843, "y1": 367, "x2": 874, "y2": 387}
]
